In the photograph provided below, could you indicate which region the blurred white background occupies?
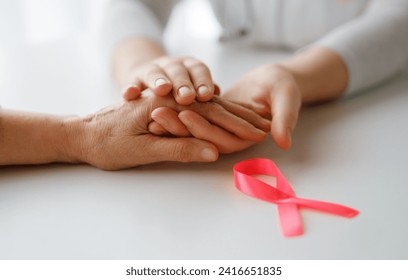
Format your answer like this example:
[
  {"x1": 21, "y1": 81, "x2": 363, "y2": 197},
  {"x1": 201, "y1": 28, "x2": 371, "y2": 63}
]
[
  {"x1": 0, "y1": 0, "x2": 221, "y2": 48},
  {"x1": 0, "y1": 0, "x2": 223, "y2": 114},
  {"x1": 0, "y1": 0, "x2": 108, "y2": 46}
]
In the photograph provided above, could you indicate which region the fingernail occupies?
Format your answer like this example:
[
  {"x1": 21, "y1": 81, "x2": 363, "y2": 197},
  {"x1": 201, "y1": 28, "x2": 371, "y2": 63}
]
[
  {"x1": 155, "y1": 78, "x2": 168, "y2": 87},
  {"x1": 122, "y1": 85, "x2": 140, "y2": 99},
  {"x1": 122, "y1": 85, "x2": 135, "y2": 92},
  {"x1": 200, "y1": 148, "x2": 217, "y2": 161},
  {"x1": 198, "y1": 86, "x2": 209, "y2": 97},
  {"x1": 152, "y1": 115, "x2": 168, "y2": 127},
  {"x1": 178, "y1": 86, "x2": 193, "y2": 98},
  {"x1": 154, "y1": 117, "x2": 169, "y2": 127}
]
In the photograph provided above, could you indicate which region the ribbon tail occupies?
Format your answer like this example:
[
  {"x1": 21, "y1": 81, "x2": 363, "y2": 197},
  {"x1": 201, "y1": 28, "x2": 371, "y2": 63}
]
[
  {"x1": 277, "y1": 203, "x2": 303, "y2": 237},
  {"x1": 287, "y1": 197, "x2": 359, "y2": 218}
]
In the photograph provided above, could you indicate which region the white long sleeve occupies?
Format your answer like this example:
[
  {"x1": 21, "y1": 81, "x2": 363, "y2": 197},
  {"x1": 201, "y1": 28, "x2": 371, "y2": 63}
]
[
  {"x1": 315, "y1": 0, "x2": 408, "y2": 94},
  {"x1": 101, "y1": 0, "x2": 179, "y2": 60},
  {"x1": 102, "y1": 0, "x2": 408, "y2": 95}
]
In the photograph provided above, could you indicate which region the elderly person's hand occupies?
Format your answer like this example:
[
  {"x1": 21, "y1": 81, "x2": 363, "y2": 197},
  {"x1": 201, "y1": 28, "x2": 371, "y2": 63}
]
[
  {"x1": 74, "y1": 94, "x2": 269, "y2": 170},
  {"x1": 0, "y1": 92, "x2": 269, "y2": 170}
]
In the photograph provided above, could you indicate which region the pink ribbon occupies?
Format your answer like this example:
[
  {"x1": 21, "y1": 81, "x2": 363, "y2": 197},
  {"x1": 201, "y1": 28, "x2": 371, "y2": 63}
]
[{"x1": 233, "y1": 158, "x2": 359, "y2": 237}]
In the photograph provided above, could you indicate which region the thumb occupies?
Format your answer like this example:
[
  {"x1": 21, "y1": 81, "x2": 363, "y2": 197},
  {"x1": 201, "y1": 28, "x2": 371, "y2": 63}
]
[
  {"x1": 148, "y1": 137, "x2": 219, "y2": 163},
  {"x1": 122, "y1": 84, "x2": 142, "y2": 101},
  {"x1": 270, "y1": 86, "x2": 301, "y2": 150}
]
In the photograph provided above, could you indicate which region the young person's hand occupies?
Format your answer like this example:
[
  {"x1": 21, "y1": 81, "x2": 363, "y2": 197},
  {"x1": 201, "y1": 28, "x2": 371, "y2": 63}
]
[
  {"x1": 221, "y1": 47, "x2": 348, "y2": 150},
  {"x1": 222, "y1": 64, "x2": 302, "y2": 150},
  {"x1": 114, "y1": 38, "x2": 218, "y2": 105},
  {"x1": 121, "y1": 56, "x2": 217, "y2": 105},
  {"x1": 147, "y1": 95, "x2": 270, "y2": 153}
]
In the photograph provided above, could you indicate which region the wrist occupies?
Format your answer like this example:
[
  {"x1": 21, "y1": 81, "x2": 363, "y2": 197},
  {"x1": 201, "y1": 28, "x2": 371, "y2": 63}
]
[
  {"x1": 280, "y1": 47, "x2": 348, "y2": 104},
  {"x1": 60, "y1": 116, "x2": 88, "y2": 164},
  {"x1": 277, "y1": 62, "x2": 312, "y2": 103},
  {"x1": 113, "y1": 37, "x2": 166, "y2": 88}
]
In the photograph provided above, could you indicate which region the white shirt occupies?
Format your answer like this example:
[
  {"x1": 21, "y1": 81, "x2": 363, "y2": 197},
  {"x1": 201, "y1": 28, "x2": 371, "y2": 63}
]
[{"x1": 103, "y1": 0, "x2": 408, "y2": 95}]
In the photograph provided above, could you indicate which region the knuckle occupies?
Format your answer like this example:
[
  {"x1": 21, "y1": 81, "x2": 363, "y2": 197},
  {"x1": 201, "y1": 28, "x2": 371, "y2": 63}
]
[
  {"x1": 156, "y1": 56, "x2": 178, "y2": 65},
  {"x1": 187, "y1": 61, "x2": 209, "y2": 71},
  {"x1": 190, "y1": 124, "x2": 207, "y2": 139},
  {"x1": 206, "y1": 102, "x2": 222, "y2": 115},
  {"x1": 285, "y1": 111, "x2": 299, "y2": 127},
  {"x1": 199, "y1": 104, "x2": 216, "y2": 118},
  {"x1": 161, "y1": 59, "x2": 182, "y2": 70},
  {"x1": 145, "y1": 66, "x2": 161, "y2": 78},
  {"x1": 172, "y1": 77, "x2": 193, "y2": 87},
  {"x1": 256, "y1": 105, "x2": 272, "y2": 119},
  {"x1": 210, "y1": 95, "x2": 222, "y2": 104},
  {"x1": 181, "y1": 55, "x2": 195, "y2": 62},
  {"x1": 171, "y1": 141, "x2": 192, "y2": 162}
]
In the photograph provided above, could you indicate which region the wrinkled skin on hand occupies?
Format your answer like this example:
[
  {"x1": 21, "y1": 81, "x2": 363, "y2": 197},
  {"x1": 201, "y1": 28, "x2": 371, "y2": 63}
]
[{"x1": 77, "y1": 93, "x2": 270, "y2": 170}]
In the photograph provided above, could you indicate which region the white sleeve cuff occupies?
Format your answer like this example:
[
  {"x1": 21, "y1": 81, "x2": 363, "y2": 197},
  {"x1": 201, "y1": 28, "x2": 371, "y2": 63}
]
[{"x1": 101, "y1": 0, "x2": 164, "y2": 63}]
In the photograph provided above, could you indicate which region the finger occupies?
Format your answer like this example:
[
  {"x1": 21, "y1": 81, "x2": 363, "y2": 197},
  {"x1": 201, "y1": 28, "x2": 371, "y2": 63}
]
[
  {"x1": 152, "y1": 78, "x2": 173, "y2": 96},
  {"x1": 147, "y1": 93, "x2": 267, "y2": 142},
  {"x1": 270, "y1": 85, "x2": 301, "y2": 150},
  {"x1": 189, "y1": 102, "x2": 267, "y2": 142},
  {"x1": 122, "y1": 85, "x2": 142, "y2": 101},
  {"x1": 220, "y1": 84, "x2": 271, "y2": 119},
  {"x1": 151, "y1": 107, "x2": 191, "y2": 136},
  {"x1": 212, "y1": 96, "x2": 271, "y2": 132},
  {"x1": 148, "y1": 121, "x2": 169, "y2": 136},
  {"x1": 179, "y1": 110, "x2": 255, "y2": 153},
  {"x1": 183, "y1": 58, "x2": 214, "y2": 102},
  {"x1": 146, "y1": 135, "x2": 219, "y2": 163},
  {"x1": 141, "y1": 64, "x2": 173, "y2": 96},
  {"x1": 214, "y1": 84, "x2": 221, "y2": 96},
  {"x1": 159, "y1": 60, "x2": 196, "y2": 105}
]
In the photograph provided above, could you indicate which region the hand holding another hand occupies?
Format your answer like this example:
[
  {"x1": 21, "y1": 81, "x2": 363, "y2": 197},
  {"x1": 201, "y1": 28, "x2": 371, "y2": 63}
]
[
  {"x1": 148, "y1": 95, "x2": 270, "y2": 153},
  {"x1": 69, "y1": 93, "x2": 269, "y2": 170},
  {"x1": 149, "y1": 64, "x2": 302, "y2": 150},
  {"x1": 122, "y1": 56, "x2": 218, "y2": 105},
  {"x1": 222, "y1": 64, "x2": 302, "y2": 150}
]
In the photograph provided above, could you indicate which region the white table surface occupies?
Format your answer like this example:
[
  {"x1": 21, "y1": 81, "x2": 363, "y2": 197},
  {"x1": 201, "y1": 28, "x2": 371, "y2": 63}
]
[{"x1": 1, "y1": 32, "x2": 408, "y2": 260}]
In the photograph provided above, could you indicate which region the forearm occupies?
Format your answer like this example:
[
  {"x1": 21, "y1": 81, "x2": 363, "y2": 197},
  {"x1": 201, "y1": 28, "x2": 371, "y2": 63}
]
[
  {"x1": 0, "y1": 109, "x2": 84, "y2": 166},
  {"x1": 281, "y1": 47, "x2": 348, "y2": 104},
  {"x1": 310, "y1": 0, "x2": 408, "y2": 95},
  {"x1": 113, "y1": 37, "x2": 166, "y2": 88},
  {"x1": 103, "y1": 0, "x2": 169, "y2": 88}
]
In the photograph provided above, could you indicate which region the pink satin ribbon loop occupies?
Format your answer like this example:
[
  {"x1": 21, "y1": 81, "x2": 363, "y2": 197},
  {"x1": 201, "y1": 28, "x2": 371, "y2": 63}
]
[{"x1": 233, "y1": 158, "x2": 359, "y2": 237}]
